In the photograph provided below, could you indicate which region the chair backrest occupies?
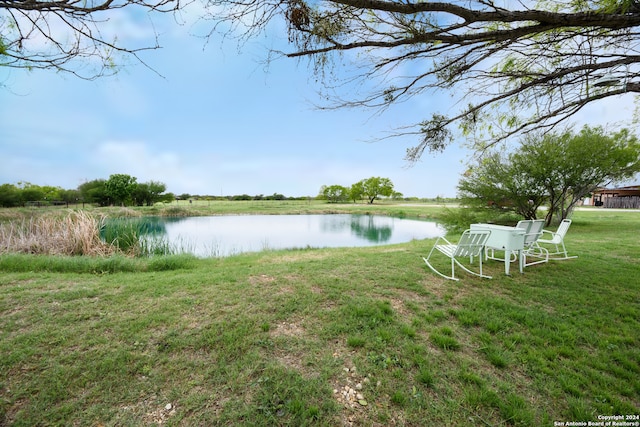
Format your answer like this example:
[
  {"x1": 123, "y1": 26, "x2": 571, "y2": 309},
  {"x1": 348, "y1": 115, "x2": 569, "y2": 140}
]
[
  {"x1": 516, "y1": 220, "x2": 532, "y2": 233},
  {"x1": 555, "y1": 219, "x2": 572, "y2": 238},
  {"x1": 525, "y1": 220, "x2": 545, "y2": 246},
  {"x1": 517, "y1": 219, "x2": 544, "y2": 247},
  {"x1": 455, "y1": 230, "x2": 491, "y2": 257}
]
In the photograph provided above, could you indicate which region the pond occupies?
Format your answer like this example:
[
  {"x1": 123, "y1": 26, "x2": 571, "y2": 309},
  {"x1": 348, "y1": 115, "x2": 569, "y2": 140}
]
[{"x1": 132, "y1": 214, "x2": 445, "y2": 257}]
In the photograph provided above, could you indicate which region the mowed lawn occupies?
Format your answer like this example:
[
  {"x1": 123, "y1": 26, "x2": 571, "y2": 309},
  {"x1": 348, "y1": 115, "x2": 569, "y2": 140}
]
[{"x1": 0, "y1": 208, "x2": 638, "y2": 426}]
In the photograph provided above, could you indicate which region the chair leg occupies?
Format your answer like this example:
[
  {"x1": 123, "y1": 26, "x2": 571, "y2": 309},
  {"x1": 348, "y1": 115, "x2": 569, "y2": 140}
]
[
  {"x1": 546, "y1": 242, "x2": 577, "y2": 260},
  {"x1": 423, "y1": 243, "x2": 492, "y2": 281},
  {"x1": 522, "y1": 246, "x2": 549, "y2": 267},
  {"x1": 452, "y1": 257, "x2": 492, "y2": 279},
  {"x1": 423, "y1": 256, "x2": 459, "y2": 281}
]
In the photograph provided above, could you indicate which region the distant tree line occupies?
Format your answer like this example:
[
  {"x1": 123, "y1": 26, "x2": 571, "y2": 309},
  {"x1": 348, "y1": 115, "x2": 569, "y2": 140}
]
[
  {"x1": 158, "y1": 193, "x2": 310, "y2": 202},
  {"x1": 0, "y1": 182, "x2": 81, "y2": 208},
  {"x1": 228, "y1": 193, "x2": 287, "y2": 201},
  {"x1": 1, "y1": 173, "x2": 453, "y2": 208},
  {"x1": 0, "y1": 174, "x2": 174, "y2": 208},
  {"x1": 0, "y1": 180, "x2": 315, "y2": 207},
  {"x1": 319, "y1": 177, "x2": 403, "y2": 204}
]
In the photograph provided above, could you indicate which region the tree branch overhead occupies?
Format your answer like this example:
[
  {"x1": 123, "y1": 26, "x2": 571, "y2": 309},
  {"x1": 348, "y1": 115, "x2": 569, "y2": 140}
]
[
  {"x1": 202, "y1": 0, "x2": 640, "y2": 159},
  {"x1": 4, "y1": 0, "x2": 640, "y2": 160},
  {"x1": 1, "y1": 0, "x2": 180, "y2": 78}
]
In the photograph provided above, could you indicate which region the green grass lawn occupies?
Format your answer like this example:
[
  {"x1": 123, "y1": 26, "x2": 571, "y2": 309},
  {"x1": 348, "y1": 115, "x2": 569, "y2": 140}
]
[{"x1": 0, "y1": 206, "x2": 638, "y2": 426}]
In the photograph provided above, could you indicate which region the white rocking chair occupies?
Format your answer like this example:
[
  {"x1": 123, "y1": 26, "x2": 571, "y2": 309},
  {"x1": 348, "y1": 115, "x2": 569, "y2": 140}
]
[
  {"x1": 535, "y1": 219, "x2": 577, "y2": 260},
  {"x1": 517, "y1": 219, "x2": 549, "y2": 267},
  {"x1": 423, "y1": 229, "x2": 492, "y2": 281}
]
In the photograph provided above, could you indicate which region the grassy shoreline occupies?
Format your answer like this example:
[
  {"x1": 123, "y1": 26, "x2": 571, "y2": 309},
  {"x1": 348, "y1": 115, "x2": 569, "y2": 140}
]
[
  {"x1": 1, "y1": 205, "x2": 639, "y2": 426},
  {"x1": 0, "y1": 200, "x2": 450, "y2": 222}
]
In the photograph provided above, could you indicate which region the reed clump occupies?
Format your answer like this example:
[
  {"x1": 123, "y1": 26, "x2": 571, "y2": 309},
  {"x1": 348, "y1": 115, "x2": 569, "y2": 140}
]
[
  {"x1": 160, "y1": 205, "x2": 191, "y2": 216},
  {"x1": 0, "y1": 211, "x2": 114, "y2": 256}
]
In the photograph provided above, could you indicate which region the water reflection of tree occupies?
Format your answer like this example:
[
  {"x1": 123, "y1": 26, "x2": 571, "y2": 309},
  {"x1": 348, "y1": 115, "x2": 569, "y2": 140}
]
[
  {"x1": 350, "y1": 216, "x2": 392, "y2": 243},
  {"x1": 319, "y1": 215, "x2": 353, "y2": 233}
]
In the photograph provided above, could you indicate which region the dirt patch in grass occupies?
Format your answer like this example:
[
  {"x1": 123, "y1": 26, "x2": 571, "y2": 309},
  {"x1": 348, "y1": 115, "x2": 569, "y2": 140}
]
[
  {"x1": 248, "y1": 273, "x2": 303, "y2": 295},
  {"x1": 272, "y1": 349, "x2": 308, "y2": 374},
  {"x1": 385, "y1": 286, "x2": 432, "y2": 317},
  {"x1": 311, "y1": 285, "x2": 325, "y2": 295},
  {"x1": 119, "y1": 397, "x2": 177, "y2": 425},
  {"x1": 265, "y1": 251, "x2": 331, "y2": 263},
  {"x1": 267, "y1": 320, "x2": 320, "y2": 378},
  {"x1": 417, "y1": 274, "x2": 450, "y2": 296},
  {"x1": 142, "y1": 402, "x2": 177, "y2": 424},
  {"x1": 270, "y1": 321, "x2": 305, "y2": 338},
  {"x1": 248, "y1": 274, "x2": 277, "y2": 286},
  {"x1": 379, "y1": 247, "x2": 408, "y2": 253},
  {"x1": 329, "y1": 346, "x2": 376, "y2": 426},
  {"x1": 3, "y1": 304, "x2": 26, "y2": 318}
]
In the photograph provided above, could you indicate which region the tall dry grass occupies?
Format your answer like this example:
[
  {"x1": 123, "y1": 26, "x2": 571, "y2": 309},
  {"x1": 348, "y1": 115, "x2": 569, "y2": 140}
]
[{"x1": 0, "y1": 211, "x2": 115, "y2": 256}]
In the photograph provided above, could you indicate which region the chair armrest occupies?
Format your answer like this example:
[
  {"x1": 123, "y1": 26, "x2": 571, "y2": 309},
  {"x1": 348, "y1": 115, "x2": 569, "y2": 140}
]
[
  {"x1": 541, "y1": 230, "x2": 555, "y2": 238},
  {"x1": 433, "y1": 236, "x2": 453, "y2": 246},
  {"x1": 538, "y1": 229, "x2": 560, "y2": 244}
]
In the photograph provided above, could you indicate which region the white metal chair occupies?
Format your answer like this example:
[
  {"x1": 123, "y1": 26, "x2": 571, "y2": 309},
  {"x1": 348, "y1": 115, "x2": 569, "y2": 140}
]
[
  {"x1": 517, "y1": 219, "x2": 549, "y2": 267},
  {"x1": 423, "y1": 229, "x2": 492, "y2": 281},
  {"x1": 535, "y1": 219, "x2": 577, "y2": 260}
]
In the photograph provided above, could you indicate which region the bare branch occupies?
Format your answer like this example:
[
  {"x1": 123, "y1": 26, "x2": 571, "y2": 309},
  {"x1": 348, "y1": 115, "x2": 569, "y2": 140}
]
[
  {"x1": 200, "y1": 0, "x2": 640, "y2": 159},
  {"x1": 1, "y1": 0, "x2": 181, "y2": 78}
]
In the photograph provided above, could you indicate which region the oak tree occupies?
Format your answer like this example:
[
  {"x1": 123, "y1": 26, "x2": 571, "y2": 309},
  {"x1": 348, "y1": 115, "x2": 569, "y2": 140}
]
[
  {"x1": 320, "y1": 184, "x2": 350, "y2": 203},
  {"x1": 104, "y1": 173, "x2": 137, "y2": 206},
  {"x1": 358, "y1": 176, "x2": 394, "y2": 204},
  {"x1": 78, "y1": 179, "x2": 109, "y2": 206},
  {"x1": 457, "y1": 151, "x2": 546, "y2": 221}
]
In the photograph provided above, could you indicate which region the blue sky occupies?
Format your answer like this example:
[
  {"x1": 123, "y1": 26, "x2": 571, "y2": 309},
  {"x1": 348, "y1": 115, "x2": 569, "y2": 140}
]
[{"x1": 1, "y1": 8, "x2": 637, "y2": 198}]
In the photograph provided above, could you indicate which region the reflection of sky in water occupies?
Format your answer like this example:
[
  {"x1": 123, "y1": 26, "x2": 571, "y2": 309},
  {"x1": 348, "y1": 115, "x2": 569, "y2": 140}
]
[{"x1": 148, "y1": 214, "x2": 445, "y2": 257}]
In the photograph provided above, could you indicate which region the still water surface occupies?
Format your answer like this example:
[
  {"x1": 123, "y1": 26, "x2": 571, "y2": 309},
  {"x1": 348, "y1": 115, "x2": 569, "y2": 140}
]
[{"x1": 141, "y1": 214, "x2": 444, "y2": 257}]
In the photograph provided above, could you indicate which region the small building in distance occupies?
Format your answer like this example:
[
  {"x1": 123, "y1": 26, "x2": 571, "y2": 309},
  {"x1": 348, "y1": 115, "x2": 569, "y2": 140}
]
[{"x1": 589, "y1": 185, "x2": 640, "y2": 209}]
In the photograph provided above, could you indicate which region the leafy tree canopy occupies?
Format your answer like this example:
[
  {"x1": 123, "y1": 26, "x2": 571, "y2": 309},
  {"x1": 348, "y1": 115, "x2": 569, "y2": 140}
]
[
  {"x1": 458, "y1": 152, "x2": 547, "y2": 221},
  {"x1": 320, "y1": 176, "x2": 395, "y2": 203},
  {"x1": 320, "y1": 184, "x2": 350, "y2": 203},
  {"x1": 204, "y1": 0, "x2": 640, "y2": 159},
  {"x1": 79, "y1": 179, "x2": 109, "y2": 206},
  {"x1": 132, "y1": 181, "x2": 168, "y2": 206},
  {"x1": 459, "y1": 126, "x2": 640, "y2": 224},
  {"x1": 104, "y1": 174, "x2": 138, "y2": 206},
  {"x1": 349, "y1": 181, "x2": 364, "y2": 203},
  {"x1": 516, "y1": 126, "x2": 640, "y2": 223},
  {"x1": 0, "y1": 183, "x2": 21, "y2": 207},
  {"x1": 358, "y1": 176, "x2": 394, "y2": 204},
  {"x1": 0, "y1": 177, "x2": 170, "y2": 207}
]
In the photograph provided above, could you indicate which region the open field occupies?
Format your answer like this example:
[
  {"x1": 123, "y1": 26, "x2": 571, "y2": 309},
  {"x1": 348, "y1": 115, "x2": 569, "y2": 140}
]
[
  {"x1": 0, "y1": 205, "x2": 639, "y2": 426},
  {"x1": 0, "y1": 199, "x2": 450, "y2": 223}
]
